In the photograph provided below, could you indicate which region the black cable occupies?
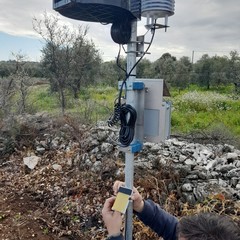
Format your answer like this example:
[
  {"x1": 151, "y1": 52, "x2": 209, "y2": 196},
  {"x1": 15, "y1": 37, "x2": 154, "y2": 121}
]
[
  {"x1": 107, "y1": 98, "x2": 121, "y2": 127},
  {"x1": 108, "y1": 22, "x2": 157, "y2": 146},
  {"x1": 116, "y1": 44, "x2": 127, "y2": 76},
  {"x1": 118, "y1": 22, "x2": 156, "y2": 105},
  {"x1": 119, "y1": 104, "x2": 137, "y2": 147}
]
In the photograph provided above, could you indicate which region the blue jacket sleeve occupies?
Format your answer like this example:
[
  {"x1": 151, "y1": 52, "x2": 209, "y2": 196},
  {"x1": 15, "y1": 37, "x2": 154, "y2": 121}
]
[{"x1": 136, "y1": 199, "x2": 178, "y2": 240}]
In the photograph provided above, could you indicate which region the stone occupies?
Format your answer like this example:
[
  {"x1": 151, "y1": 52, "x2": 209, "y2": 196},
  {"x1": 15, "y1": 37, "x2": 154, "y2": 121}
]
[
  {"x1": 230, "y1": 177, "x2": 239, "y2": 187},
  {"x1": 15, "y1": 120, "x2": 240, "y2": 208},
  {"x1": 150, "y1": 144, "x2": 161, "y2": 153},
  {"x1": 101, "y1": 143, "x2": 113, "y2": 153},
  {"x1": 236, "y1": 160, "x2": 240, "y2": 168},
  {"x1": 218, "y1": 178, "x2": 229, "y2": 188},
  {"x1": 223, "y1": 144, "x2": 234, "y2": 153},
  {"x1": 52, "y1": 164, "x2": 62, "y2": 171},
  {"x1": 192, "y1": 152, "x2": 199, "y2": 160},
  {"x1": 182, "y1": 192, "x2": 196, "y2": 204},
  {"x1": 91, "y1": 147, "x2": 99, "y2": 154},
  {"x1": 36, "y1": 146, "x2": 45, "y2": 154},
  {"x1": 205, "y1": 159, "x2": 218, "y2": 170},
  {"x1": 216, "y1": 165, "x2": 235, "y2": 173},
  {"x1": 226, "y1": 152, "x2": 238, "y2": 160},
  {"x1": 23, "y1": 156, "x2": 40, "y2": 170},
  {"x1": 211, "y1": 171, "x2": 219, "y2": 178},
  {"x1": 226, "y1": 168, "x2": 240, "y2": 178},
  {"x1": 91, "y1": 161, "x2": 102, "y2": 172},
  {"x1": 186, "y1": 174, "x2": 198, "y2": 180},
  {"x1": 201, "y1": 148, "x2": 213, "y2": 156},
  {"x1": 85, "y1": 159, "x2": 92, "y2": 167},
  {"x1": 182, "y1": 183, "x2": 194, "y2": 192},
  {"x1": 89, "y1": 139, "x2": 99, "y2": 147},
  {"x1": 197, "y1": 171, "x2": 208, "y2": 180},
  {"x1": 172, "y1": 140, "x2": 185, "y2": 147},
  {"x1": 162, "y1": 150, "x2": 170, "y2": 156},
  {"x1": 193, "y1": 185, "x2": 206, "y2": 202},
  {"x1": 185, "y1": 159, "x2": 196, "y2": 167},
  {"x1": 97, "y1": 131, "x2": 107, "y2": 141},
  {"x1": 179, "y1": 155, "x2": 187, "y2": 162}
]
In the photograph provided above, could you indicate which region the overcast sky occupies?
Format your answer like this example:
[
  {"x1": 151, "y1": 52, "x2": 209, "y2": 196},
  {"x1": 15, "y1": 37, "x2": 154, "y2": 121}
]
[{"x1": 0, "y1": 0, "x2": 240, "y2": 62}]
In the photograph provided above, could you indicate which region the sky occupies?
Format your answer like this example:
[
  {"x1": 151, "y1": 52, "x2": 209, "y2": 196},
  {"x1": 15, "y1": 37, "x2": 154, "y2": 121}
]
[{"x1": 0, "y1": 0, "x2": 240, "y2": 63}]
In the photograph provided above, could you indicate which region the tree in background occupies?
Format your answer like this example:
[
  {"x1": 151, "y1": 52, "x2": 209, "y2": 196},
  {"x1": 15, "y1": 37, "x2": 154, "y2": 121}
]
[
  {"x1": 193, "y1": 53, "x2": 240, "y2": 89},
  {"x1": 0, "y1": 53, "x2": 32, "y2": 116},
  {"x1": 99, "y1": 57, "x2": 127, "y2": 87},
  {"x1": 0, "y1": 75, "x2": 15, "y2": 117},
  {"x1": 210, "y1": 56, "x2": 229, "y2": 87},
  {"x1": 227, "y1": 50, "x2": 240, "y2": 85},
  {"x1": 0, "y1": 61, "x2": 44, "y2": 79},
  {"x1": 153, "y1": 53, "x2": 177, "y2": 86},
  {"x1": 194, "y1": 54, "x2": 212, "y2": 89},
  {"x1": 136, "y1": 58, "x2": 155, "y2": 78},
  {"x1": 33, "y1": 12, "x2": 101, "y2": 113},
  {"x1": 69, "y1": 38, "x2": 101, "y2": 98},
  {"x1": 172, "y1": 56, "x2": 192, "y2": 91},
  {"x1": 13, "y1": 53, "x2": 32, "y2": 114}
]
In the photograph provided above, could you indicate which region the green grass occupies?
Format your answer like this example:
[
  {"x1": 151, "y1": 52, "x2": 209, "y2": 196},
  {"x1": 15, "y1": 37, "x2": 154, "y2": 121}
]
[
  {"x1": 27, "y1": 84, "x2": 117, "y2": 122},
  {"x1": 170, "y1": 87, "x2": 240, "y2": 137},
  {"x1": 25, "y1": 83, "x2": 240, "y2": 138},
  {"x1": 28, "y1": 85, "x2": 59, "y2": 112}
]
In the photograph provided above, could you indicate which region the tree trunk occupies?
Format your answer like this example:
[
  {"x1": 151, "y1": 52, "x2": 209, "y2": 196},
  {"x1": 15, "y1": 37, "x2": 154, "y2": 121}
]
[{"x1": 60, "y1": 87, "x2": 65, "y2": 115}]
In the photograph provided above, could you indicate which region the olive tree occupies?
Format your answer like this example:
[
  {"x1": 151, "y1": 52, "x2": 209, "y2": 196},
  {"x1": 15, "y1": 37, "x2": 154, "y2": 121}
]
[
  {"x1": 33, "y1": 12, "x2": 101, "y2": 114},
  {"x1": 0, "y1": 53, "x2": 32, "y2": 116}
]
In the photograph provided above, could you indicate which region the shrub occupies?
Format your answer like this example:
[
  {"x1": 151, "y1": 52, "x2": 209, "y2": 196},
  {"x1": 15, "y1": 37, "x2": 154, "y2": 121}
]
[{"x1": 174, "y1": 91, "x2": 232, "y2": 112}]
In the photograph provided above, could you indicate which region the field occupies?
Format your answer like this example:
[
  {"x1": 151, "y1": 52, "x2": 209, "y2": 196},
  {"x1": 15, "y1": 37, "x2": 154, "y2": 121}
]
[{"x1": 26, "y1": 84, "x2": 240, "y2": 147}]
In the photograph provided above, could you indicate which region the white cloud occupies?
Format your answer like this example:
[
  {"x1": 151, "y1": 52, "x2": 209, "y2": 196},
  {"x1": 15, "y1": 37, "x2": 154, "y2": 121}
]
[{"x1": 0, "y1": 0, "x2": 240, "y2": 61}]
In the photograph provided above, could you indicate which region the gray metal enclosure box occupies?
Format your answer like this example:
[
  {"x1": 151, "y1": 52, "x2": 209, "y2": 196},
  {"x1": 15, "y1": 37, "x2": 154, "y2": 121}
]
[{"x1": 137, "y1": 79, "x2": 171, "y2": 143}]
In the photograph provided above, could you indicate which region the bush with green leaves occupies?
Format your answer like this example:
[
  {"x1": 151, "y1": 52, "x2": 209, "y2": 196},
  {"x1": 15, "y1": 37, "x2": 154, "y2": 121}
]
[
  {"x1": 174, "y1": 91, "x2": 232, "y2": 112},
  {"x1": 171, "y1": 90, "x2": 240, "y2": 139}
]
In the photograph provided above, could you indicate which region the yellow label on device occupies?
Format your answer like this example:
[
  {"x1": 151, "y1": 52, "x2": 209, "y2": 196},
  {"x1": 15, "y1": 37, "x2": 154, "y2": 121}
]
[{"x1": 112, "y1": 187, "x2": 132, "y2": 214}]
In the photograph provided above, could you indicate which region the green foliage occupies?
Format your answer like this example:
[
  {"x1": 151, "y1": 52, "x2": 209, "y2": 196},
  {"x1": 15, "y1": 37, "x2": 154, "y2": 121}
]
[
  {"x1": 26, "y1": 83, "x2": 240, "y2": 142},
  {"x1": 33, "y1": 12, "x2": 102, "y2": 113},
  {"x1": 28, "y1": 85, "x2": 59, "y2": 112},
  {"x1": 171, "y1": 88, "x2": 240, "y2": 139},
  {"x1": 174, "y1": 91, "x2": 231, "y2": 112},
  {"x1": 42, "y1": 227, "x2": 49, "y2": 235},
  {"x1": 0, "y1": 60, "x2": 44, "y2": 78},
  {"x1": 0, "y1": 214, "x2": 6, "y2": 221},
  {"x1": 87, "y1": 86, "x2": 117, "y2": 102},
  {"x1": 27, "y1": 84, "x2": 117, "y2": 123}
]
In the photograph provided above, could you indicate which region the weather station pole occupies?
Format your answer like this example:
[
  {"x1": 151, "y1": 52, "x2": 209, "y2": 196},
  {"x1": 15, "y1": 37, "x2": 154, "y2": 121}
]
[{"x1": 124, "y1": 19, "x2": 138, "y2": 240}]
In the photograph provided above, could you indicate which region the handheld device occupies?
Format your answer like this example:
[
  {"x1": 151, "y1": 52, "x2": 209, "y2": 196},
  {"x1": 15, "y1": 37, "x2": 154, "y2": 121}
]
[{"x1": 112, "y1": 186, "x2": 132, "y2": 214}]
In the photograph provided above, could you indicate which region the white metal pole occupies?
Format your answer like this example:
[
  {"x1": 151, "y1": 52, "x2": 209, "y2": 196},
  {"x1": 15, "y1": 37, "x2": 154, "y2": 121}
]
[{"x1": 124, "y1": 19, "x2": 137, "y2": 240}]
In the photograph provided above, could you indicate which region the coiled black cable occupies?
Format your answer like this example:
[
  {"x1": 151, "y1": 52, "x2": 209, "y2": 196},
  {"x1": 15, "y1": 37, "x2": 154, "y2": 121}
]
[
  {"x1": 107, "y1": 22, "x2": 157, "y2": 146},
  {"x1": 119, "y1": 104, "x2": 137, "y2": 147},
  {"x1": 107, "y1": 101, "x2": 121, "y2": 127}
]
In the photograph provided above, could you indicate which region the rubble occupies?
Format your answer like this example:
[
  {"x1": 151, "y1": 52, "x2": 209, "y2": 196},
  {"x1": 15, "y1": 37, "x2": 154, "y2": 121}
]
[{"x1": 0, "y1": 116, "x2": 239, "y2": 239}]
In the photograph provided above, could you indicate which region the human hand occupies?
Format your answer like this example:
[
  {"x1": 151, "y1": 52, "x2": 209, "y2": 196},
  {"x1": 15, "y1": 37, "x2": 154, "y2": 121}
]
[
  {"x1": 113, "y1": 181, "x2": 144, "y2": 213},
  {"x1": 102, "y1": 197, "x2": 123, "y2": 236}
]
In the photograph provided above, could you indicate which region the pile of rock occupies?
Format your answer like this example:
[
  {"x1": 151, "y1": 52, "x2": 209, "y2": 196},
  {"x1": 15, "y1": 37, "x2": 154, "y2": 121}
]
[
  {"x1": 16, "y1": 120, "x2": 240, "y2": 204},
  {"x1": 142, "y1": 139, "x2": 240, "y2": 204},
  {"x1": 77, "y1": 125, "x2": 240, "y2": 204}
]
